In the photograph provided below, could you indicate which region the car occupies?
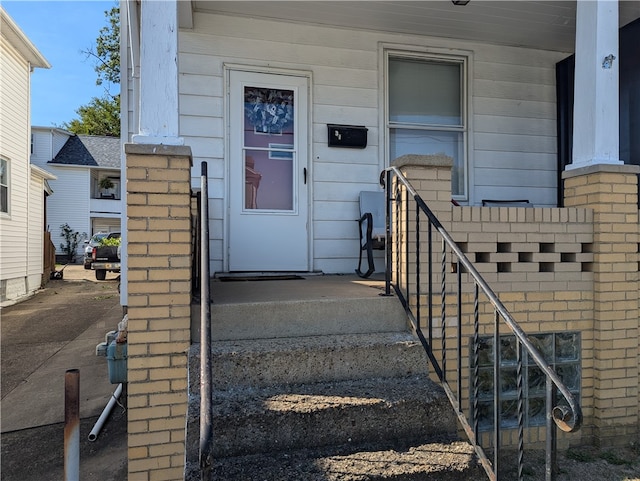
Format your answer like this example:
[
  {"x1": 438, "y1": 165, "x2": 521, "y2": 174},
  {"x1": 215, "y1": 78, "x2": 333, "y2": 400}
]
[{"x1": 83, "y1": 232, "x2": 120, "y2": 269}]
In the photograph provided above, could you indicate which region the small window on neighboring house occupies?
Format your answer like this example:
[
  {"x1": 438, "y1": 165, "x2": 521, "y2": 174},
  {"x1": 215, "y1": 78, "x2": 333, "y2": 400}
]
[
  {"x1": 0, "y1": 158, "x2": 8, "y2": 214},
  {"x1": 474, "y1": 332, "x2": 581, "y2": 430},
  {"x1": 386, "y1": 52, "x2": 468, "y2": 199},
  {"x1": 31, "y1": 133, "x2": 34, "y2": 154}
]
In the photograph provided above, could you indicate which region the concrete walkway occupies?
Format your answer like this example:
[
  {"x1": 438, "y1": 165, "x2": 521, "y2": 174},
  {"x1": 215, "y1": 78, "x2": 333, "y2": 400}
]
[{"x1": 1, "y1": 265, "x2": 123, "y2": 433}]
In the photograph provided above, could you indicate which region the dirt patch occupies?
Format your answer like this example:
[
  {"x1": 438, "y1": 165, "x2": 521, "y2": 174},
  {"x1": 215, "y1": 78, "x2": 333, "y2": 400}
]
[{"x1": 497, "y1": 445, "x2": 640, "y2": 481}]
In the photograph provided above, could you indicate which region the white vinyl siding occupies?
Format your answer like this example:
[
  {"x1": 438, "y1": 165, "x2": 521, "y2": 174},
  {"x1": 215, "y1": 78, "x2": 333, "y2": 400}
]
[
  {"x1": 31, "y1": 128, "x2": 73, "y2": 167},
  {"x1": 28, "y1": 172, "x2": 44, "y2": 291},
  {"x1": 125, "y1": 13, "x2": 567, "y2": 273},
  {"x1": 30, "y1": 129, "x2": 51, "y2": 165},
  {"x1": 0, "y1": 35, "x2": 30, "y2": 285},
  {"x1": 44, "y1": 166, "x2": 90, "y2": 259}
]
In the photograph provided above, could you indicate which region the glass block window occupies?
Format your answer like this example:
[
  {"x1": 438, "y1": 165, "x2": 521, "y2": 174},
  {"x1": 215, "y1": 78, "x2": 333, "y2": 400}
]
[{"x1": 474, "y1": 332, "x2": 581, "y2": 431}]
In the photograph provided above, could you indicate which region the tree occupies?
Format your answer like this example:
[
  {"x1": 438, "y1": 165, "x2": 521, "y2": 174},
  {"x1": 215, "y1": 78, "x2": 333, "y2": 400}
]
[
  {"x1": 64, "y1": 96, "x2": 120, "y2": 137},
  {"x1": 93, "y1": 5, "x2": 120, "y2": 87},
  {"x1": 63, "y1": 4, "x2": 120, "y2": 136}
]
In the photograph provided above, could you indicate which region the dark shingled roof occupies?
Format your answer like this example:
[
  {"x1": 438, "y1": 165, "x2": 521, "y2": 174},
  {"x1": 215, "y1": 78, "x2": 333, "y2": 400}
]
[{"x1": 50, "y1": 135, "x2": 120, "y2": 168}]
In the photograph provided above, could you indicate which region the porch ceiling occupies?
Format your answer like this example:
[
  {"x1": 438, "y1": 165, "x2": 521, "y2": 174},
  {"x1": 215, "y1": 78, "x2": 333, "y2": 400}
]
[{"x1": 191, "y1": 0, "x2": 640, "y2": 52}]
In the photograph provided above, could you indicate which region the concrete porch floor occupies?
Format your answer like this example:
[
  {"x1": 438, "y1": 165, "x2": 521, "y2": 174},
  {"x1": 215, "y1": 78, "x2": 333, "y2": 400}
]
[{"x1": 209, "y1": 273, "x2": 389, "y2": 305}]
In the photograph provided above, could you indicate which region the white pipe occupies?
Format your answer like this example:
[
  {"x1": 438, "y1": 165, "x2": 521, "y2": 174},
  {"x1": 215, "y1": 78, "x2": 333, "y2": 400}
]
[{"x1": 88, "y1": 383, "x2": 123, "y2": 441}]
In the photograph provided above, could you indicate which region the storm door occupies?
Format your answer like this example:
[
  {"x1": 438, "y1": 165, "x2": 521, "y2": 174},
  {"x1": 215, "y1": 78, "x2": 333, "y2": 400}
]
[{"x1": 228, "y1": 70, "x2": 309, "y2": 271}]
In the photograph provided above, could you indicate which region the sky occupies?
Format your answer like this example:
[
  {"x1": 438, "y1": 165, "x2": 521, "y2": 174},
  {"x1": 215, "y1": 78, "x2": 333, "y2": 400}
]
[{"x1": 3, "y1": 0, "x2": 117, "y2": 128}]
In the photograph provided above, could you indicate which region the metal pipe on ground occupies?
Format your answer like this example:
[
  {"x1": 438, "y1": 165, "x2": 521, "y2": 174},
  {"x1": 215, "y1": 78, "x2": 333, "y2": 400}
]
[
  {"x1": 88, "y1": 383, "x2": 123, "y2": 441},
  {"x1": 64, "y1": 369, "x2": 80, "y2": 481}
]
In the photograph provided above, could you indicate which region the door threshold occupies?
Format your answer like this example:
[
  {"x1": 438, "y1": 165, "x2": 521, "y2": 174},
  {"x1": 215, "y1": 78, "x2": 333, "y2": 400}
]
[{"x1": 215, "y1": 271, "x2": 324, "y2": 281}]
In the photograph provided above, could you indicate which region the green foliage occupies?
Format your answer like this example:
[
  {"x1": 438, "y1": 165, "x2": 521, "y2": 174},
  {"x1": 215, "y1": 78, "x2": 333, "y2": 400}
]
[
  {"x1": 64, "y1": 3, "x2": 120, "y2": 136},
  {"x1": 59, "y1": 224, "x2": 86, "y2": 263},
  {"x1": 94, "y1": 5, "x2": 120, "y2": 86},
  {"x1": 99, "y1": 236, "x2": 121, "y2": 247},
  {"x1": 99, "y1": 177, "x2": 115, "y2": 190},
  {"x1": 63, "y1": 95, "x2": 120, "y2": 137}
]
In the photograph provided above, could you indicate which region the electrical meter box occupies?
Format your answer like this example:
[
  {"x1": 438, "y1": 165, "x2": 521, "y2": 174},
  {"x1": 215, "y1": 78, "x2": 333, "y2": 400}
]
[{"x1": 106, "y1": 340, "x2": 127, "y2": 384}]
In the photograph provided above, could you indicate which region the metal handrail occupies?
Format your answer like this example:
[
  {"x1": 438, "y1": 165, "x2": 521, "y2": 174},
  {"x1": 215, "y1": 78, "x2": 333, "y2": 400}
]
[
  {"x1": 381, "y1": 166, "x2": 582, "y2": 481},
  {"x1": 199, "y1": 162, "x2": 213, "y2": 478}
]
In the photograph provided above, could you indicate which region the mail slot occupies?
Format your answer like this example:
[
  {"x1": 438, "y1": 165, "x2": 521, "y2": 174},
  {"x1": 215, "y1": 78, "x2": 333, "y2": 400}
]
[{"x1": 327, "y1": 124, "x2": 368, "y2": 149}]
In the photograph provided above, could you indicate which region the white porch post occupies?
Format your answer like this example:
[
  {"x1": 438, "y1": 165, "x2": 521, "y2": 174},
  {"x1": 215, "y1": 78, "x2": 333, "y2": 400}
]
[
  {"x1": 568, "y1": 0, "x2": 622, "y2": 169},
  {"x1": 132, "y1": 0, "x2": 183, "y2": 146}
]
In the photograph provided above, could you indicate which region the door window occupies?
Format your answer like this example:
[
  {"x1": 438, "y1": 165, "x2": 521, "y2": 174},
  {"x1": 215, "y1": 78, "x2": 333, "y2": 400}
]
[{"x1": 243, "y1": 87, "x2": 295, "y2": 211}]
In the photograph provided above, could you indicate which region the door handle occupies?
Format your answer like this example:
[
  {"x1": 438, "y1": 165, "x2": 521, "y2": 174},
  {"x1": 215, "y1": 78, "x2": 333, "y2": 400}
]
[{"x1": 303, "y1": 168, "x2": 307, "y2": 184}]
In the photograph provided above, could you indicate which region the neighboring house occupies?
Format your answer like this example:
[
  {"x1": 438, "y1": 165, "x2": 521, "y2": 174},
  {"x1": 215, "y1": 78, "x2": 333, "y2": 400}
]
[
  {"x1": 30, "y1": 128, "x2": 122, "y2": 261},
  {"x1": 119, "y1": 2, "x2": 640, "y2": 480},
  {"x1": 0, "y1": 8, "x2": 54, "y2": 306}
]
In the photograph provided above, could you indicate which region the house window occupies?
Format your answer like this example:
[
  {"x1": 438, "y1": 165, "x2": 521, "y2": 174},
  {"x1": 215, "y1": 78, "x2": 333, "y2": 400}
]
[
  {"x1": 474, "y1": 332, "x2": 581, "y2": 430},
  {"x1": 387, "y1": 54, "x2": 467, "y2": 198},
  {"x1": 0, "y1": 158, "x2": 8, "y2": 214}
]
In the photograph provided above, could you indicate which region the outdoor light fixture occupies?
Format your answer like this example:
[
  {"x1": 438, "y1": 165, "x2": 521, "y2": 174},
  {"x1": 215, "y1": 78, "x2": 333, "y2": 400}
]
[{"x1": 452, "y1": 0, "x2": 470, "y2": 5}]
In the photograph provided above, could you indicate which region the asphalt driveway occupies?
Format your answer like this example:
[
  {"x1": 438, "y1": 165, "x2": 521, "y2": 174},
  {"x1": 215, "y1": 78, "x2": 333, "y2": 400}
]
[{"x1": 1, "y1": 265, "x2": 127, "y2": 481}]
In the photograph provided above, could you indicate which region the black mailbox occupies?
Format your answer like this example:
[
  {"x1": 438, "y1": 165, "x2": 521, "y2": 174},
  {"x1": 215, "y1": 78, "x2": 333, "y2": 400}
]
[{"x1": 327, "y1": 124, "x2": 368, "y2": 149}]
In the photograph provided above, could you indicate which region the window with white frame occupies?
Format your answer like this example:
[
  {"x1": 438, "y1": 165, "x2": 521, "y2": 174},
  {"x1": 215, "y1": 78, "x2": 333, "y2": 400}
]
[
  {"x1": 387, "y1": 53, "x2": 467, "y2": 198},
  {"x1": 0, "y1": 158, "x2": 8, "y2": 214}
]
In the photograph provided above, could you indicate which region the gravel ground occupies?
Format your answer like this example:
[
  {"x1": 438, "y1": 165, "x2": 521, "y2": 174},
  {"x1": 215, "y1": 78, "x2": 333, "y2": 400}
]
[{"x1": 497, "y1": 445, "x2": 640, "y2": 481}]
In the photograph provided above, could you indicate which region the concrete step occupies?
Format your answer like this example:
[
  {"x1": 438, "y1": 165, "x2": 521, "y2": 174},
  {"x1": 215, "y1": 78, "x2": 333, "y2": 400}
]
[
  {"x1": 191, "y1": 332, "x2": 429, "y2": 390},
  {"x1": 186, "y1": 439, "x2": 483, "y2": 481},
  {"x1": 192, "y1": 295, "x2": 408, "y2": 341},
  {"x1": 185, "y1": 332, "x2": 484, "y2": 481},
  {"x1": 209, "y1": 374, "x2": 456, "y2": 458}
]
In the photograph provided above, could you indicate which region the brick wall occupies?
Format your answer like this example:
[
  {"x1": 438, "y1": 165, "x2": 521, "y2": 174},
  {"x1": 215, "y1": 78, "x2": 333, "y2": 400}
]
[
  {"x1": 125, "y1": 144, "x2": 193, "y2": 481},
  {"x1": 563, "y1": 165, "x2": 640, "y2": 446},
  {"x1": 396, "y1": 157, "x2": 639, "y2": 448}
]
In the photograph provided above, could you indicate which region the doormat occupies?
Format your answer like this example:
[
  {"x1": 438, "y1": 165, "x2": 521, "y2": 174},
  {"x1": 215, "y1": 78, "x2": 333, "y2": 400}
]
[{"x1": 218, "y1": 275, "x2": 304, "y2": 282}]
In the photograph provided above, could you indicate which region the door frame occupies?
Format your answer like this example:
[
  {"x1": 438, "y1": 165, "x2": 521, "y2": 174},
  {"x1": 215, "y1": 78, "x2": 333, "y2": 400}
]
[{"x1": 223, "y1": 64, "x2": 314, "y2": 272}]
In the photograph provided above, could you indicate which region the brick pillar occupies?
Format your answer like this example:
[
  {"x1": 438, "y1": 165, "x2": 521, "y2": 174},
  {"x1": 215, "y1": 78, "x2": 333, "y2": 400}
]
[
  {"x1": 563, "y1": 164, "x2": 640, "y2": 446},
  {"x1": 391, "y1": 154, "x2": 453, "y2": 314},
  {"x1": 125, "y1": 144, "x2": 193, "y2": 481}
]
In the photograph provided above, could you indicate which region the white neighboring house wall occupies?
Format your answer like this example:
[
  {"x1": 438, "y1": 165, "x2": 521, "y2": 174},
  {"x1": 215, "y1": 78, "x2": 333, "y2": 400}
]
[
  {"x1": 42, "y1": 165, "x2": 91, "y2": 261},
  {"x1": 31, "y1": 127, "x2": 72, "y2": 164},
  {"x1": 124, "y1": 10, "x2": 568, "y2": 274},
  {"x1": 0, "y1": 7, "x2": 50, "y2": 305},
  {"x1": 31, "y1": 128, "x2": 122, "y2": 260},
  {"x1": 29, "y1": 165, "x2": 56, "y2": 292}
]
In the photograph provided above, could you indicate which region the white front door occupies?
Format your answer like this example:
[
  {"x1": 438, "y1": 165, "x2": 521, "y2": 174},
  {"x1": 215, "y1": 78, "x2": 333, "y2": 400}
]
[{"x1": 228, "y1": 70, "x2": 310, "y2": 271}]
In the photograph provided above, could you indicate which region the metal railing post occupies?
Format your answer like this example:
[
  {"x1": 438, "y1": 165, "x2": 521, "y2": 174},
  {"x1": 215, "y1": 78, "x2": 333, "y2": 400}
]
[
  {"x1": 384, "y1": 169, "x2": 392, "y2": 296},
  {"x1": 64, "y1": 369, "x2": 80, "y2": 481},
  {"x1": 199, "y1": 161, "x2": 213, "y2": 478}
]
